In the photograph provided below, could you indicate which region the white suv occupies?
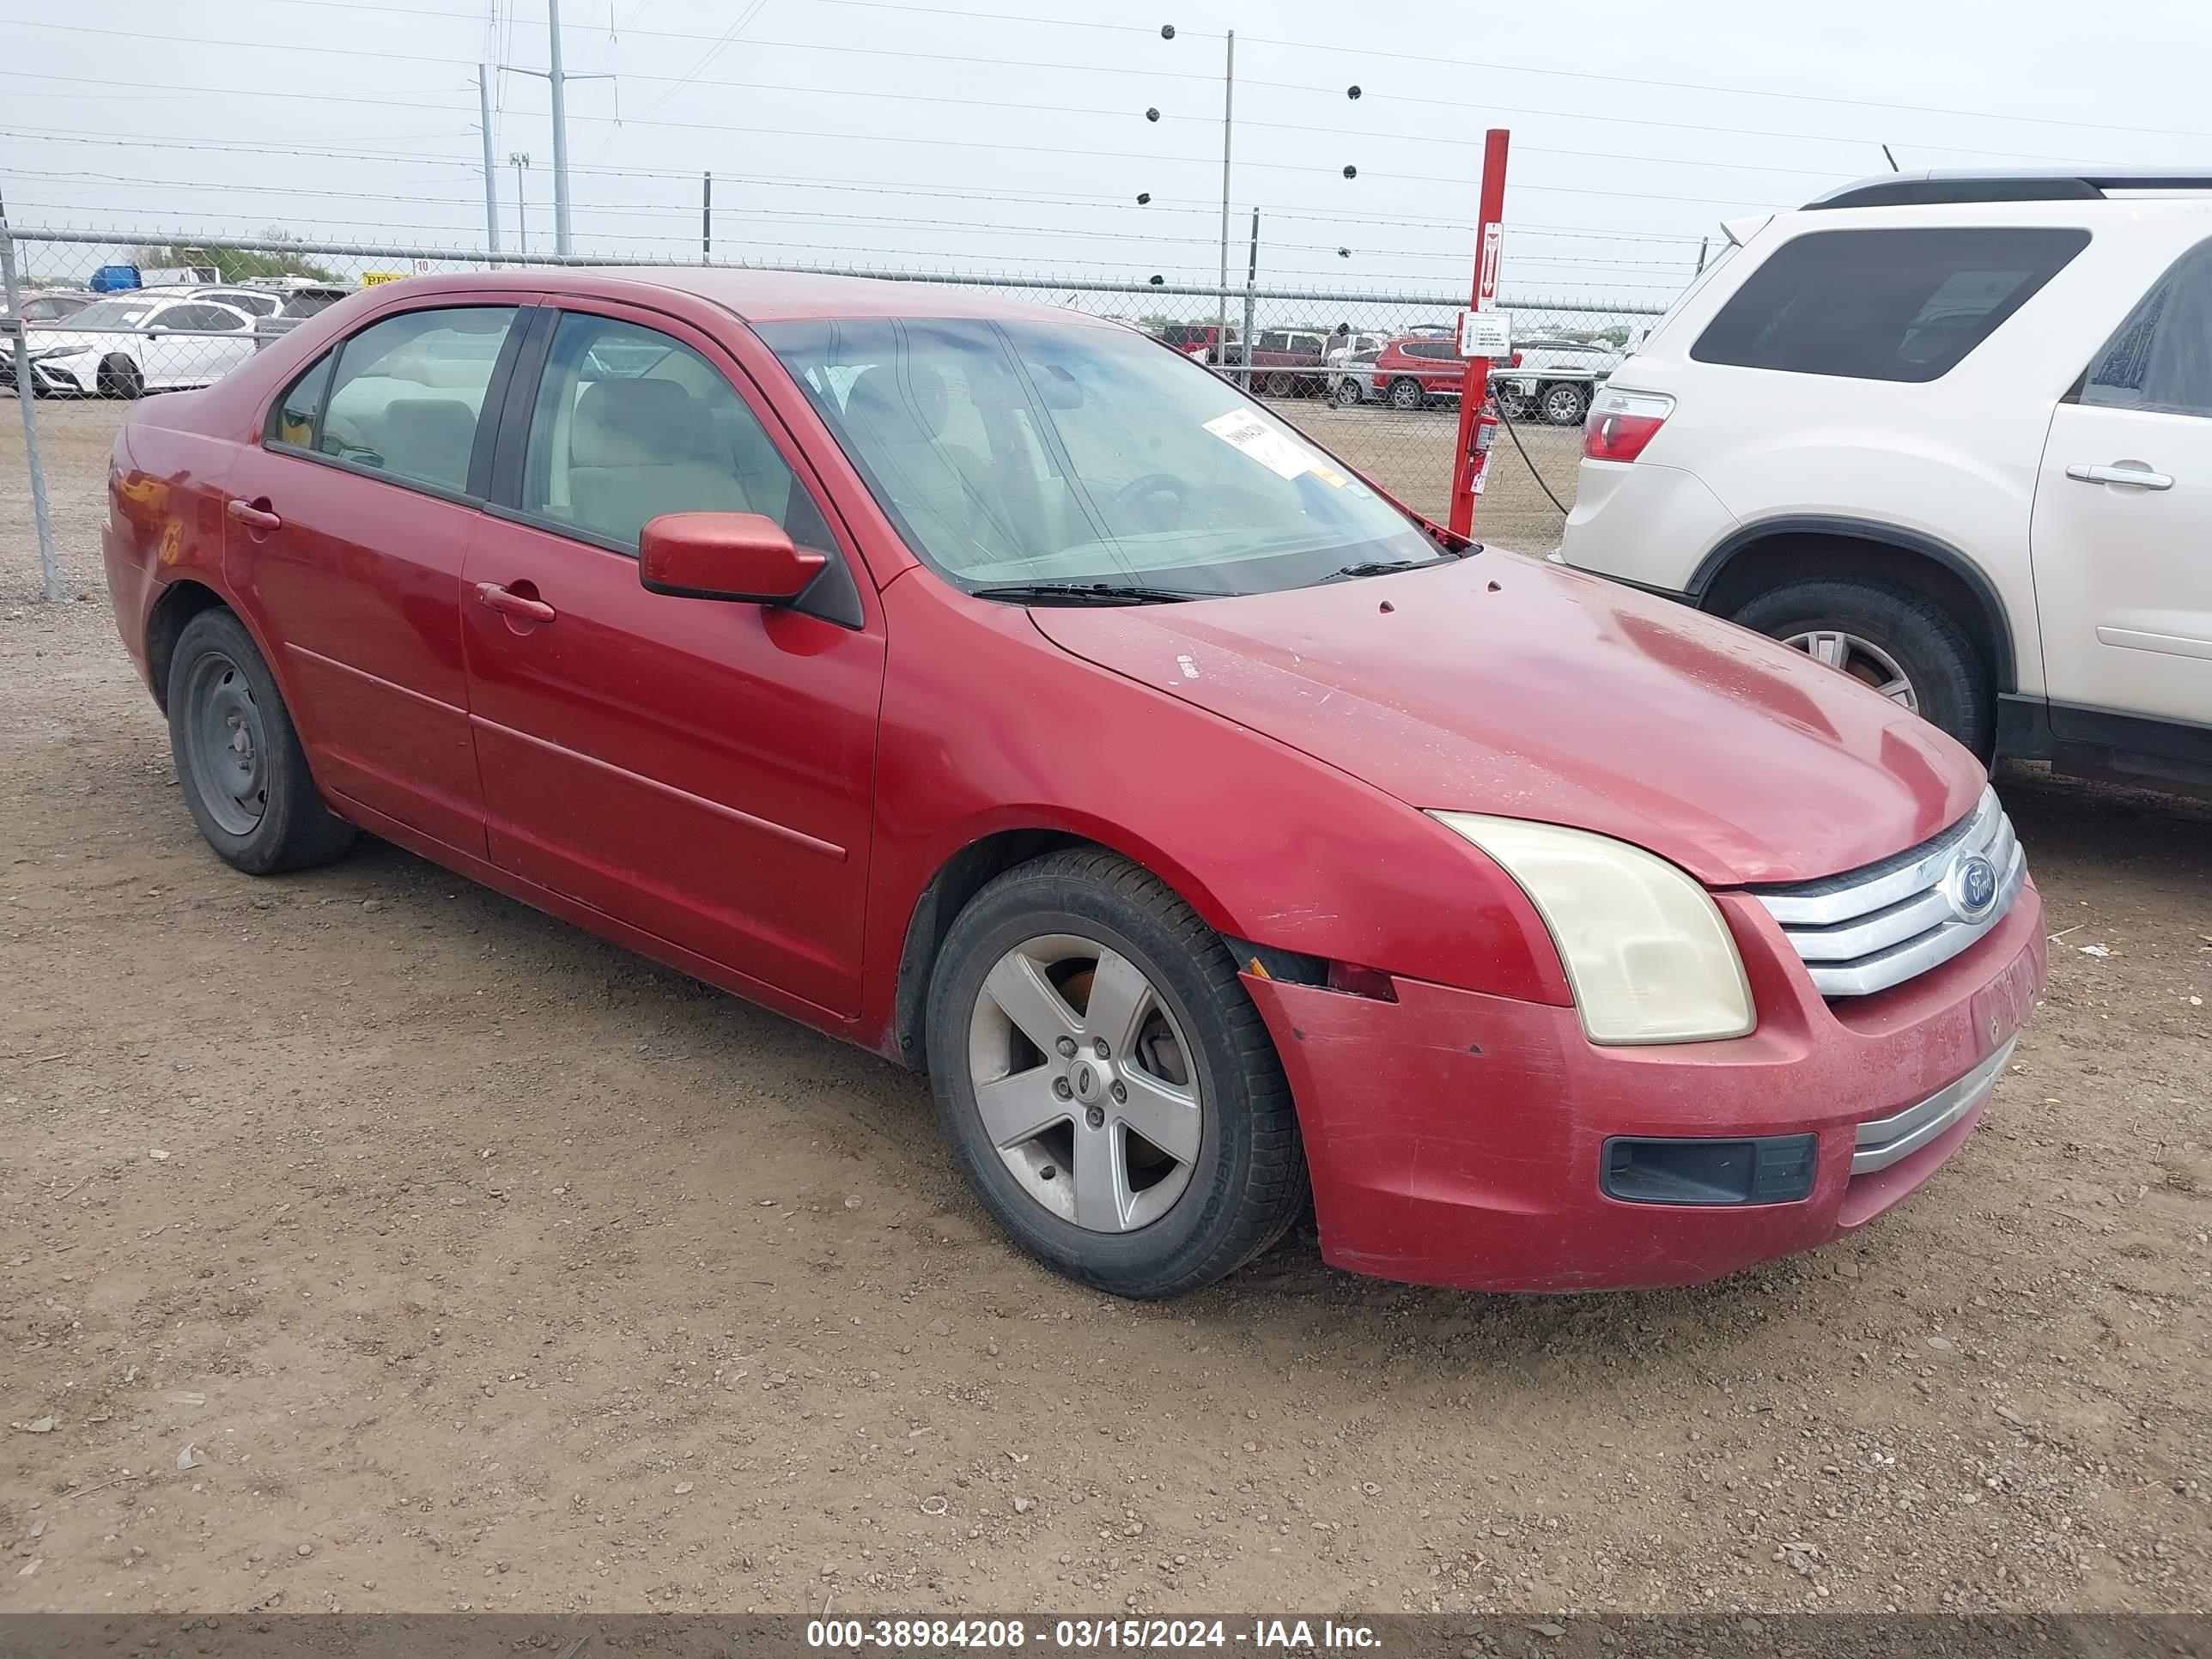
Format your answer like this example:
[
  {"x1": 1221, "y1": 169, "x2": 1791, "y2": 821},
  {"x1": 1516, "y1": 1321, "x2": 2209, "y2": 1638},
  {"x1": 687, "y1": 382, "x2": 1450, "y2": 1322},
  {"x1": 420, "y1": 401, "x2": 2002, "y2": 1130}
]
[{"x1": 1560, "y1": 168, "x2": 2212, "y2": 796}]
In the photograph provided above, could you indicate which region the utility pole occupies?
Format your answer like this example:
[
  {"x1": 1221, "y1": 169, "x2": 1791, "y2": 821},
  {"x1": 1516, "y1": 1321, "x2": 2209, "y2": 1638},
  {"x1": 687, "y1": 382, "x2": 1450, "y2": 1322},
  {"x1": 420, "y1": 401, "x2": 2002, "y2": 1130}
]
[
  {"x1": 511, "y1": 152, "x2": 531, "y2": 258},
  {"x1": 1448, "y1": 129, "x2": 1511, "y2": 539},
  {"x1": 500, "y1": 3, "x2": 610, "y2": 258},
  {"x1": 477, "y1": 64, "x2": 502, "y2": 255},
  {"x1": 702, "y1": 171, "x2": 713, "y2": 263},
  {"x1": 1217, "y1": 28, "x2": 1234, "y2": 334},
  {"x1": 546, "y1": 0, "x2": 571, "y2": 253}
]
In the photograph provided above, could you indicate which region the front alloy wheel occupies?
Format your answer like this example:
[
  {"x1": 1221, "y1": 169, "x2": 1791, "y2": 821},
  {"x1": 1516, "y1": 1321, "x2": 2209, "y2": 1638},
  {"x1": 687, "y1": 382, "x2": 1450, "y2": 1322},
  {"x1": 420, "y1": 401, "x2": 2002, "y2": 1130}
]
[
  {"x1": 927, "y1": 848, "x2": 1307, "y2": 1297},
  {"x1": 969, "y1": 934, "x2": 1200, "y2": 1232}
]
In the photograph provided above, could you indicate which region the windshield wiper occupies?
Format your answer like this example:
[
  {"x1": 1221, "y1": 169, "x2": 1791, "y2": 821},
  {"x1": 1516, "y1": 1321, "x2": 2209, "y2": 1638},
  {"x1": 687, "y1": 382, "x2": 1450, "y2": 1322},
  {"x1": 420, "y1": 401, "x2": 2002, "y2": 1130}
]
[
  {"x1": 965, "y1": 580, "x2": 1212, "y2": 606},
  {"x1": 1311, "y1": 557, "x2": 1448, "y2": 585}
]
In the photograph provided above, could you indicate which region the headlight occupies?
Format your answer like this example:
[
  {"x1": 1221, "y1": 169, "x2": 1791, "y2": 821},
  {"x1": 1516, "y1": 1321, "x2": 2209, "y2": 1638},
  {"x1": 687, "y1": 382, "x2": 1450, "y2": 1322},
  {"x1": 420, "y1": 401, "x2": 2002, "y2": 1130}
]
[
  {"x1": 1430, "y1": 812, "x2": 1754, "y2": 1045},
  {"x1": 30, "y1": 345, "x2": 87, "y2": 362}
]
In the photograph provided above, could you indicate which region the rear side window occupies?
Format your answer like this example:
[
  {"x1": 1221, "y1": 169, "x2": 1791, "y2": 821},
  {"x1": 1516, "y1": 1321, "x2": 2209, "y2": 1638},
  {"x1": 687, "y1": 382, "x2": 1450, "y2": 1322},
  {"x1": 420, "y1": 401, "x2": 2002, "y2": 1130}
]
[
  {"x1": 2078, "y1": 238, "x2": 2212, "y2": 418},
  {"x1": 1405, "y1": 341, "x2": 1459, "y2": 362},
  {"x1": 267, "y1": 352, "x2": 332, "y2": 448},
  {"x1": 319, "y1": 307, "x2": 520, "y2": 493},
  {"x1": 1692, "y1": 227, "x2": 2089, "y2": 382}
]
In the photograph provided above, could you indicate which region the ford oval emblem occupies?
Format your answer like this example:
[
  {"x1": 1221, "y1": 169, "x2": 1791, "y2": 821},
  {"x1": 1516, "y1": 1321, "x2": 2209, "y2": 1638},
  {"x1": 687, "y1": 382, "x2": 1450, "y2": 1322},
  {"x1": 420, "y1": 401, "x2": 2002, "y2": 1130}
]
[{"x1": 1949, "y1": 852, "x2": 1999, "y2": 921}]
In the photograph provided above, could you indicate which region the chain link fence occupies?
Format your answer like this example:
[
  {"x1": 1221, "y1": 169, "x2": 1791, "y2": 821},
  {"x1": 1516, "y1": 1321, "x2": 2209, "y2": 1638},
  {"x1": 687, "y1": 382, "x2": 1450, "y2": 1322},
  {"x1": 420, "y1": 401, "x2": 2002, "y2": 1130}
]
[{"x1": 2, "y1": 226, "x2": 1674, "y2": 598}]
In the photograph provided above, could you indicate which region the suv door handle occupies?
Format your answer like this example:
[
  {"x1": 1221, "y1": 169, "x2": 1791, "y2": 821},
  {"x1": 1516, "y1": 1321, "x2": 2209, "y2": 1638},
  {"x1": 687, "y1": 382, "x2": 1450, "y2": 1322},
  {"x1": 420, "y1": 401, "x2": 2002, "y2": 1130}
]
[
  {"x1": 2065, "y1": 462, "x2": 2174, "y2": 490},
  {"x1": 474, "y1": 581, "x2": 557, "y2": 624},
  {"x1": 225, "y1": 498, "x2": 283, "y2": 531}
]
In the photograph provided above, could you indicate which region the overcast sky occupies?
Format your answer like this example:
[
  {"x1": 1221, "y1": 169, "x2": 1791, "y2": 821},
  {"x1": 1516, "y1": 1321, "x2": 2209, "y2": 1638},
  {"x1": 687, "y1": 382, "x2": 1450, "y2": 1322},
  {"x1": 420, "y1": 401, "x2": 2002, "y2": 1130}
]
[{"x1": 8, "y1": 0, "x2": 2212, "y2": 307}]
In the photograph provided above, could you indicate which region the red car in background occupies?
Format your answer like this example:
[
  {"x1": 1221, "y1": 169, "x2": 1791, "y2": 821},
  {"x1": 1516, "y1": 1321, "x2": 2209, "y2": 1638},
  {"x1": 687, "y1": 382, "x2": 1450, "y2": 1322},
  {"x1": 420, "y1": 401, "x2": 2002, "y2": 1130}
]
[
  {"x1": 104, "y1": 269, "x2": 2042, "y2": 1300},
  {"x1": 1333, "y1": 333, "x2": 1476, "y2": 410}
]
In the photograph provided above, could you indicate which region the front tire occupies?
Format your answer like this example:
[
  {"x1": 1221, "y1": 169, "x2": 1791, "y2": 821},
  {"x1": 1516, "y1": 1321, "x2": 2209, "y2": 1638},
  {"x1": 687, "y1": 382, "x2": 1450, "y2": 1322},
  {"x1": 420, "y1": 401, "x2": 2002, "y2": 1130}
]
[
  {"x1": 1263, "y1": 370, "x2": 1294, "y2": 398},
  {"x1": 1387, "y1": 377, "x2": 1425, "y2": 411},
  {"x1": 98, "y1": 355, "x2": 144, "y2": 399},
  {"x1": 1733, "y1": 577, "x2": 1991, "y2": 758},
  {"x1": 1331, "y1": 378, "x2": 1364, "y2": 408},
  {"x1": 926, "y1": 849, "x2": 1307, "y2": 1298},
  {"x1": 167, "y1": 608, "x2": 357, "y2": 873}
]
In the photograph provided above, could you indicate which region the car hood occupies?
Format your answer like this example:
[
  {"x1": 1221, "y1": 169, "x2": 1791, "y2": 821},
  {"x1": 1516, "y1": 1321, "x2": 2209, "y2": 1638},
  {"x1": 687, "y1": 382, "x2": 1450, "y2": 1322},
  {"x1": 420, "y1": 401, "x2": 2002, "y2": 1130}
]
[
  {"x1": 1027, "y1": 552, "x2": 1981, "y2": 886},
  {"x1": 26, "y1": 326, "x2": 137, "y2": 355}
]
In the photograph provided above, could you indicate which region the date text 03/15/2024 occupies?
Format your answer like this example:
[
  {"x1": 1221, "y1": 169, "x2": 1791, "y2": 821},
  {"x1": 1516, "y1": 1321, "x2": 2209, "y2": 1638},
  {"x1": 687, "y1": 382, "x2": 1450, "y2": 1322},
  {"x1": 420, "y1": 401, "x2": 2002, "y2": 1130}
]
[{"x1": 805, "y1": 1618, "x2": 1382, "y2": 1650}]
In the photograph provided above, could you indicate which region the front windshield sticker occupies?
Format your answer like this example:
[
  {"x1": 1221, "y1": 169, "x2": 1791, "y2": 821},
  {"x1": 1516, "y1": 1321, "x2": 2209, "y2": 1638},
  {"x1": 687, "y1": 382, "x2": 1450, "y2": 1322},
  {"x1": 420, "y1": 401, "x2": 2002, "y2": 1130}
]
[{"x1": 1202, "y1": 409, "x2": 1328, "y2": 483}]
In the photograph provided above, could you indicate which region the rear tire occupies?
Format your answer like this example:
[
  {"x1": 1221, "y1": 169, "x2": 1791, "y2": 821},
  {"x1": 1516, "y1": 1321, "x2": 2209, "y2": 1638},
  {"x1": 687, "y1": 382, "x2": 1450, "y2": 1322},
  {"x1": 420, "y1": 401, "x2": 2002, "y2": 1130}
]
[
  {"x1": 1733, "y1": 577, "x2": 1991, "y2": 759},
  {"x1": 1264, "y1": 371, "x2": 1294, "y2": 398},
  {"x1": 1539, "y1": 381, "x2": 1589, "y2": 425},
  {"x1": 1387, "y1": 377, "x2": 1425, "y2": 411},
  {"x1": 167, "y1": 608, "x2": 357, "y2": 874},
  {"x1": 1331, "y1": 378, "x2": 1364, "y2": 408},
  {"x1": 926, "y1": 848, "x2": 1307, "y2": 1299},
  {"x1": 1495, "y1": 383, "x2": 1535, "y2": 422}
]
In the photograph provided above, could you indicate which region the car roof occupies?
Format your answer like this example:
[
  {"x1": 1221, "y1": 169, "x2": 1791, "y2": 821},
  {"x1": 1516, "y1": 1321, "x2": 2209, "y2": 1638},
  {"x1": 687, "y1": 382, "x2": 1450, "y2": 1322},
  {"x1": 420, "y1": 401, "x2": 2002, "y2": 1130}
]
[{"x1": 368, "y1": 266, "x2": 1127, "y2": 327}]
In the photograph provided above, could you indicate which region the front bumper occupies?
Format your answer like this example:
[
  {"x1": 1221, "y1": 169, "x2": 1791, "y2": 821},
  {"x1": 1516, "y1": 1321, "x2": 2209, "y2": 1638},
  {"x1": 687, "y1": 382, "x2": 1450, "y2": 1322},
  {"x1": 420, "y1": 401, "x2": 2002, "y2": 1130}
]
[
  {"x1": 1246, "y1": 882, "x2": 2045, "y2": 1291},
  {"x1": 0, "y1": 355, "x2": 90, "y2": 395}
]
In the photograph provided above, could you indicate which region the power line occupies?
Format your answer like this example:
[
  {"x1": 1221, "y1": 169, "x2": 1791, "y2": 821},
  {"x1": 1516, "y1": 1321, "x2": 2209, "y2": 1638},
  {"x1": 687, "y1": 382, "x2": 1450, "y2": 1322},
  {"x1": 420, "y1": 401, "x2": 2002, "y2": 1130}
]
[
  {"x1": 0, "y1": 126, "x2": 1714, "y2": 250},
  {"x1": 1237, "y1": 30, "x2": 2212, "y2": 144}
]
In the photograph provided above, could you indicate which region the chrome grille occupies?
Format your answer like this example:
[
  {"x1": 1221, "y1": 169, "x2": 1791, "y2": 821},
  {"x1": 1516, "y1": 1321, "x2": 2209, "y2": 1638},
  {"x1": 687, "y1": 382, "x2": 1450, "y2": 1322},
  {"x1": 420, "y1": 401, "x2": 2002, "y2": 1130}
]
[{"x1": 1749, "y1": 787, "x2": 2025, "y2": 998}]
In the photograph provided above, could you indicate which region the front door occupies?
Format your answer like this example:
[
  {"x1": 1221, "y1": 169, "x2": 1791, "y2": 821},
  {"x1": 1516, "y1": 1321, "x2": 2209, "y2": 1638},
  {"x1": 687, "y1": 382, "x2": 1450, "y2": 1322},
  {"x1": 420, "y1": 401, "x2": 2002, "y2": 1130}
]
[
  {"x1": 228, "y1": 301, "x2": 526, "y2": 852},
  {"x1": 2031, "y1": 237, "x2": 2212, "y2": 744},
  {"x1": 459, "y1": 303, "x2": 884, "y2": 1017}
]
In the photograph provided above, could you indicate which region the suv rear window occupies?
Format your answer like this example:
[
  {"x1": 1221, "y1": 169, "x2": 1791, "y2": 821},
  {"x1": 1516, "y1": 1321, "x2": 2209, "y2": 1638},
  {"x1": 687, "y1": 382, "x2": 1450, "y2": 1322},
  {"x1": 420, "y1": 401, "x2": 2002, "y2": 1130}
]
[{"x1": 1691, "y1": 227, "x2": 2089, "y2": 383}]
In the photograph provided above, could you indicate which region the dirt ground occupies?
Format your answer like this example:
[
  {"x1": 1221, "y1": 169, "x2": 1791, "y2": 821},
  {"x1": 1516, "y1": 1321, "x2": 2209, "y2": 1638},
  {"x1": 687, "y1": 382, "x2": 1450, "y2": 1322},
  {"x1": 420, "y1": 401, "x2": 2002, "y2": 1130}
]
[{"x1": 1, "y1": 398, "x2": 2206, "y2": 1620}]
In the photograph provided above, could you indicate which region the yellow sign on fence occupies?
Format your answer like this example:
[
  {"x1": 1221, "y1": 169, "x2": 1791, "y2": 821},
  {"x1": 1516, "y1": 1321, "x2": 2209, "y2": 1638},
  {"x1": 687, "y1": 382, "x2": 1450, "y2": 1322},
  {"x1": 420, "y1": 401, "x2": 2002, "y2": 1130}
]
[{"x1": 360, "y1": 270, "x2": 407, "y2": 286}]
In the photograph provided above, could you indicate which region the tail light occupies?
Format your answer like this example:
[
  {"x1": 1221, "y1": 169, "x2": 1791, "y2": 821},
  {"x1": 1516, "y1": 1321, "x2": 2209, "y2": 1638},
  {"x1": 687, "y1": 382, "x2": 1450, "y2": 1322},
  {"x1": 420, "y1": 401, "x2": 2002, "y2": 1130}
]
[{"x1": 1583, "y1": 388, "x2": 1673, "y2": 461}]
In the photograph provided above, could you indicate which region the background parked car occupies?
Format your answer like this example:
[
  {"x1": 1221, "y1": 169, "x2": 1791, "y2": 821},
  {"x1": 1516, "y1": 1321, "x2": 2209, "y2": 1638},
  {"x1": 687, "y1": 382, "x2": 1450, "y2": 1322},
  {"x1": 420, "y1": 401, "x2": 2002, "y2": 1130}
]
[
  {"x1": 1492, "y1": 337, "x2": 1623, "y2": 425},
  {"x1": 1, "y1": 288, "x2": 96, "y2": 325},
  {"x1": 1244, "y1": 327, "x2": 1331, "y2": 396},
  {"x1": 1561, "y1": 167, "x2": 2212, "y2": 796},
  {"x1": 1339, "y1": 334, "x2": 1469, "y2": 409},
  {"x1": 6, "y1": 293, "x2": 257, "y2": 397},
  {"x1": 1327, "y1": 346, "x2": 1383, "y2": 404},
  {"x1": 1155, "y1": 322, "x2": 1240, "y2": 365},
  {"x1": 246, "y1": 280, "x2": 356, "y2": 350}
]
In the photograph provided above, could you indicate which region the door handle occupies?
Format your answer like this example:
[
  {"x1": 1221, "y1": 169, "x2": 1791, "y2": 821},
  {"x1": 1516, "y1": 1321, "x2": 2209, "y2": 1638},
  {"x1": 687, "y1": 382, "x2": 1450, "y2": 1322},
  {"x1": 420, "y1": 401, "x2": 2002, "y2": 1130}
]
[
  {"x1": 2065, "y1": 462, "x2": 2174, "y2": 490},
  {"x1": 225, "y1": 498, "x2": 283, "y2": 531},
  {"x1": 475, "y1": 580, "x2": 557, "y2": 624}
]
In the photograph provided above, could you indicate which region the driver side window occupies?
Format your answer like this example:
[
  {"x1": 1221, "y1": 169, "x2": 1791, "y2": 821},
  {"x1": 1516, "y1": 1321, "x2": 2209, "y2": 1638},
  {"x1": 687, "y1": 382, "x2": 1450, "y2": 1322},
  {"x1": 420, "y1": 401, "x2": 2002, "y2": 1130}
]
[{"x1": 520, "y1": 312, "x2": 836, "y2": 555}]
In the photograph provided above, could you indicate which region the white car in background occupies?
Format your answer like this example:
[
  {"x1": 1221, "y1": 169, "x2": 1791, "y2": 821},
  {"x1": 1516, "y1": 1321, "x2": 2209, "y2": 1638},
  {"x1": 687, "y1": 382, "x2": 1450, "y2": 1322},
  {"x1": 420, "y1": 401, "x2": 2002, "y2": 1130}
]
[
  {"x1": 1561, "y1": 167, "x2": 2212, "y2": 797},
  {"x1": 1492, "y1": 337, "x2": 1624, "y2": 426},
  {"x1": 11, "y1": 293, "x2": 257, "y2": 397}
]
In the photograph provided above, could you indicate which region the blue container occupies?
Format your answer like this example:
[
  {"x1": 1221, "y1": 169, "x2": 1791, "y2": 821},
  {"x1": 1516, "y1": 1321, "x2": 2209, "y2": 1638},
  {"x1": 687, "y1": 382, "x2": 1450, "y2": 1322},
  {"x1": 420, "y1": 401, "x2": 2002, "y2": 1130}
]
[{"x1": 89, "y1": 264, "x2": 143, "y2": 293}]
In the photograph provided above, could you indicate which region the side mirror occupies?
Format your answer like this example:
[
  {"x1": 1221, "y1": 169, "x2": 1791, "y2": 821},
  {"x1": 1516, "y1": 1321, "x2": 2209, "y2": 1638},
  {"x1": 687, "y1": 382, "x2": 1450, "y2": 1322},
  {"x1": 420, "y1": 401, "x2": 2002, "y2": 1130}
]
[{"x1": 638, "y1": 511, "x2": 827, "y2": 605}]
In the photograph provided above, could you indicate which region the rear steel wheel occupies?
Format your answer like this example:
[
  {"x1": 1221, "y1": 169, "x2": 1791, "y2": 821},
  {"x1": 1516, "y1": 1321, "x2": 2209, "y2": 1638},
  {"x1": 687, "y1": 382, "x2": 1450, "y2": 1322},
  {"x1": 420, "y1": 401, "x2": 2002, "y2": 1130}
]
[
  {"x1": 179, "y1": 650, "x2": 271, "y2": 836},
  {"x1": 167, "y1": 608, "x2": 357, "y2": 874}
]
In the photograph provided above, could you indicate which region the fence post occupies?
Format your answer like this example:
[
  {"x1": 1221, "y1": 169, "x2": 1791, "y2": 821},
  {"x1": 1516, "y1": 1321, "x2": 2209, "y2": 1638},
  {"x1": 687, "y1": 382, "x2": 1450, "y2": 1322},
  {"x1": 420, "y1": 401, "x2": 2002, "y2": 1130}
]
[
  {"x1": 1241, "y1": 208, "x2": 1258, "y2": 393},
  {"x1": 1448, "y1": 129, "x2": 1510, "y2": 539},
  {"x1": 0, "y1": 222, "x2": 64, "y2": 602}
]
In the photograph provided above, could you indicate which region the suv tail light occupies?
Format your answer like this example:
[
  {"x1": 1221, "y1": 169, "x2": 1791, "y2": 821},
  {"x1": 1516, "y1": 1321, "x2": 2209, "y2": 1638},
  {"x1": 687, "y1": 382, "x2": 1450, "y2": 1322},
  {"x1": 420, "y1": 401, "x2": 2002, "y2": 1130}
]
[{"x1": 1583, "y1": 389, "x2": 1674, "y2": 462}]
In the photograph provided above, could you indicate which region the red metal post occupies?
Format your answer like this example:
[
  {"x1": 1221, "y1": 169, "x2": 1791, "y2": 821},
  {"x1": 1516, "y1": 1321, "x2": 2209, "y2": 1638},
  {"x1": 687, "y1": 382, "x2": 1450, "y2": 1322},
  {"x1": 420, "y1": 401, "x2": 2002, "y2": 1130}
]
[{"x1": 1448, "y1": 129, "x2": 1511, "y2": 538}]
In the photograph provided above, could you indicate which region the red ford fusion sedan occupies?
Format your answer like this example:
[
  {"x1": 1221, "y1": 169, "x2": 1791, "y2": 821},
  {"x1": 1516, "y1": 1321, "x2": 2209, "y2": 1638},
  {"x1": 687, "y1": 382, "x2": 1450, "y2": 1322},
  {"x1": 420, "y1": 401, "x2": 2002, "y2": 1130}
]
[{"x1": 103, "y1": 270, "x2": 2045, "y2": 1298}]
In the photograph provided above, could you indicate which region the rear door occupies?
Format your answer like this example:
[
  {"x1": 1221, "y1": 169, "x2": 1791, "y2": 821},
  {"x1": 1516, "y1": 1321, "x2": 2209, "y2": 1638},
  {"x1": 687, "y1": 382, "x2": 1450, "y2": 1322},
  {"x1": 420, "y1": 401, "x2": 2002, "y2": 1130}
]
[
  {"x1": 459, "y1": 301, "x2": 885, "y2": 1017},
  {"x1": 2032, "y1": 238, "x2": 2212, "y2": 741},
  {"x1": 227, "y1": 300, "x2": 527, "y2": 852}
]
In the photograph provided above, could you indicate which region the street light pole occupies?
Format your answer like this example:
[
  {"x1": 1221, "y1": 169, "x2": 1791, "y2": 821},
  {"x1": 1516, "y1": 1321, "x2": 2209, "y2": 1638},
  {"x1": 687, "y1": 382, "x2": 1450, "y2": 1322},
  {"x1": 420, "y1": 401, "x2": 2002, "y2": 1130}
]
[{"x1": 511, "y1": 152, "x2": 531, "y2": 258}]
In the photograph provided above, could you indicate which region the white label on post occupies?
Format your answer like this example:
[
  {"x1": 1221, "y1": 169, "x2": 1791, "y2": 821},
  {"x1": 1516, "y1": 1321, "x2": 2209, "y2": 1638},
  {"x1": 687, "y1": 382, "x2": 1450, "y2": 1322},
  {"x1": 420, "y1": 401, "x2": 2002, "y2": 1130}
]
[
  {"x1": 1477, "y1": 222, "x2": 1502, "y2": 309},
  {"x1": 1458, "y1": 309, "x2": 1512, "y2": 359}
]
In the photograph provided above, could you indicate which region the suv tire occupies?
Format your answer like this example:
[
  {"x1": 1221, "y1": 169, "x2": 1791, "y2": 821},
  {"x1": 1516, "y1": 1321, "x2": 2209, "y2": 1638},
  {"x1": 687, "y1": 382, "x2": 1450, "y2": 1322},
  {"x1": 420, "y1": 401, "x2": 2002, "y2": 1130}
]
[
  {"x1": 926, "y1": 848, "x2": 1308, "y2": 1298},
  {"x1": 1539, "y1": 381, "x2": 1589, "y2": 425},
  {"x1": 1733, "y1": 577, "x2": 1991, "y2": 759},
  {"x1": 1387, "y1": 377, "x2": 1425, "y2": 411}
]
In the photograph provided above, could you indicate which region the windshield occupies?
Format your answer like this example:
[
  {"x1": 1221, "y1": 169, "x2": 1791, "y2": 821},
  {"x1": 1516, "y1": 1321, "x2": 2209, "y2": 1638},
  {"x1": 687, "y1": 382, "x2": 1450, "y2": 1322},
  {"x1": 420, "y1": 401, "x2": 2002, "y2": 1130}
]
[
  {"x1": 757, "y1": 315, "x2": 1439, "y2": 595},
  {"x1": 61, "y1": 299, "x2": 155, "y2": 330}
]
